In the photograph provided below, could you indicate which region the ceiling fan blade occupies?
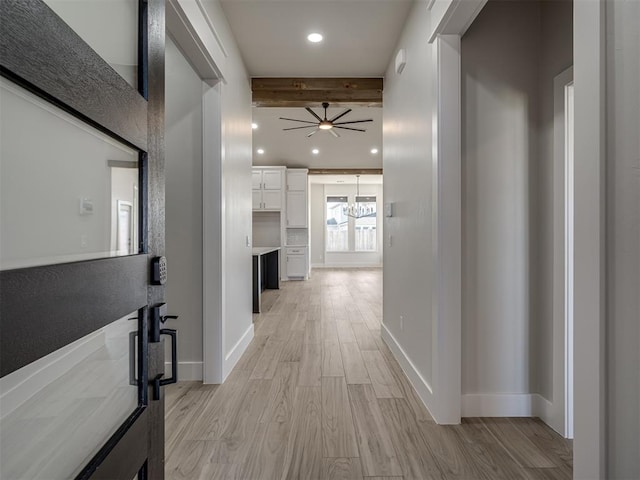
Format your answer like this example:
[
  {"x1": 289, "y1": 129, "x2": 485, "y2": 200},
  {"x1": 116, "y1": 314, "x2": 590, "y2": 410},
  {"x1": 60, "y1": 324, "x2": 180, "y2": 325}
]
[
  {"x1": 333, "y1": 119, "x2": 374, "y2": 126},
  {"x1": 283, "y1": 125, "x2": 319, "y2": 131},
  {"x1": 334, "y1": 126, "x2": 367, "y2": 132},
  {"x1": 329, "y1": 129, "x2": 340, "y2": 138},
  {"x1": 279, "y1": 117, "x2": 318, "y2": 124},
  {"x1": 305, "y1": 107, "x2": 323, "y2": 122},
  {"x1": 307, "y1": 129, "x2": 319, "y2": 137},
  {"x1": 329, "y1": 108, "x2": 352, "y2": 123}
]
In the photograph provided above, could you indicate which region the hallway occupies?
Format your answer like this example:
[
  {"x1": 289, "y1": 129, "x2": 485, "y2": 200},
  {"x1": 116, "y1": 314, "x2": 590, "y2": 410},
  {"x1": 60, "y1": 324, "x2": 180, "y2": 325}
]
[{"x1": 165, "y1": 269, "x2": 572, "y2": 480}]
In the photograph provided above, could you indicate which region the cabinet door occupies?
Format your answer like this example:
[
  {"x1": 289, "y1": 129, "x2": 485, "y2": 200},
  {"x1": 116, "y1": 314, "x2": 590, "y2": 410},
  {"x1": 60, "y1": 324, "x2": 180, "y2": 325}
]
[
  {"x1": 287, "y1": 254, "x2": 306, "y2": 277},
  {"x1": 287, "y1": 171, "x2": 307, "y2": 191},
  {"x1": 262, "y1": 190, "x2": 282, "y2": 210},
  {"x1": 286, "y1": 191, "x2": 307, "y2": 227},
  {"x1": 262, "y1": 170, "x2": 282, "y2": 190},
  {"x1": 252, "y1": 190, "x2": 262, "y2": 210},
  {"x1": 252, "y1": 170, "x2": 263, "y2": 190}
]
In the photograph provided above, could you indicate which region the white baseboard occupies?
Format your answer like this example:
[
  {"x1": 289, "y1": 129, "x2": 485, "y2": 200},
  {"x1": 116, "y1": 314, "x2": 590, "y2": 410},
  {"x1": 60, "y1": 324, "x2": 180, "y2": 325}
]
[
  {"x1": 223, "y1": 323, "x2": 254, "y2": 380},
  {"x1": 380, "y1": 324, "x2": 436, "y2": 419},
  {"x1": 165, "y1": 361, "x2": 203, "y2": 381},
  {"x1": 462, "y1": 392, "x2": 557, "y2": 418}
]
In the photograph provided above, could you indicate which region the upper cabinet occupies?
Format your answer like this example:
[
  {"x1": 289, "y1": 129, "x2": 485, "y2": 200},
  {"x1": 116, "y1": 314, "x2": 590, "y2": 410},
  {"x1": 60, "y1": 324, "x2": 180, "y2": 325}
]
[
  {"x1": 286, "y1": 169, "x2": 308, "y2": 228},
  {"x1": 253, "y1": 167, "x2": 284, "y2": 210},
  {"x1": 286, "y1": 170, "x2": 307, "y2": 192}
]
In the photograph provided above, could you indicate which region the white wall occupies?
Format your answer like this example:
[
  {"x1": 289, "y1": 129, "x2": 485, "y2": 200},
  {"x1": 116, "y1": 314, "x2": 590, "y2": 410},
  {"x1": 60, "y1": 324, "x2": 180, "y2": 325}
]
[
  {"x1": 165, "y1": 35, "x2": 205, "y2": 380},
  {"x1": 309, "y1": 183, "x2": 325, "y2": 265},
  {"x1": 200, "y1": 0, "x2": 254, "y2": 380},
  {"x1": 167, "y1": 0, "x2": 253, "y2": 382},
  {"x1": 309, "y1": 183, "x2": 383, "y2": 268},
  {"x1": 382, "y1": 0, "x2": 436, "y2": 410},
  {"x1": 605, "y1": 1, "x2": 640, "y2": 476},
  {"x1": 252, "y1": 211, "x2": 281, "y2": 247}
]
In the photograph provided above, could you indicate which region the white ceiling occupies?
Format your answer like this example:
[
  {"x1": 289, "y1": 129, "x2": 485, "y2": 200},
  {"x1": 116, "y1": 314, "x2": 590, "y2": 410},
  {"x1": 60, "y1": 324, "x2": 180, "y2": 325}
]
[
  {"x1": 252, "y1": 105, "x2": 382, "y2": 168},
  {"x1": 219, "y1": 0, "x2": 413, "y2": 77},
  {"x1": 220, "y1": 0, "x2": 412, "y2": 170}
]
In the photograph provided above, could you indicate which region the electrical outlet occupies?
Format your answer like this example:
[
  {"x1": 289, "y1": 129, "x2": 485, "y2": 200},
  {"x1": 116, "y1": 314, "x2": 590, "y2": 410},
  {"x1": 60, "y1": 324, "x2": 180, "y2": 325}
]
[
  {"x1": 387, "y1": 234, "x2": 393, "y2": 247},
  {"x1": 400, "y1": 315, "x2": 404, "y2": 331}
]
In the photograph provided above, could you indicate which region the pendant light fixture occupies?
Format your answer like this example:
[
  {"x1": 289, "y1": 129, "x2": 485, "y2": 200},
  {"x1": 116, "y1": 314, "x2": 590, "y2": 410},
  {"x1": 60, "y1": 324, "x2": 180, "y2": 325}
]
[{"x1": 342, "y1": 175, "x2": 374, "y2": 219}]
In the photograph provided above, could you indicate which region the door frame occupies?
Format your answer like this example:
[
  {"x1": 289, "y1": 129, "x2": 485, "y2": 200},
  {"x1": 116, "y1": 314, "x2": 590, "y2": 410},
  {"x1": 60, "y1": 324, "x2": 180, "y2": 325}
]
[
  {"x1": 165, "y1": 0, "x2": 225, "y2": 384},
  {"x1": 428, "y1": 0, "x2": 606, "y2": 476},
  {"x1": 0, "y1": 0, "x2": 166, "y2": 478},
  {"x1": 552, "y1": 66, "x2": 574, "y2": 438}
]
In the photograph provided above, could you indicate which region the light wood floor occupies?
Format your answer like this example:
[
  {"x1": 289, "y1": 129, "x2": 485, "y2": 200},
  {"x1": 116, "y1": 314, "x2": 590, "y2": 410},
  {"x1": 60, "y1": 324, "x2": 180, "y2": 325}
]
[{"x1": 165, "y1": 268, "x2": 572, "y2": 480}]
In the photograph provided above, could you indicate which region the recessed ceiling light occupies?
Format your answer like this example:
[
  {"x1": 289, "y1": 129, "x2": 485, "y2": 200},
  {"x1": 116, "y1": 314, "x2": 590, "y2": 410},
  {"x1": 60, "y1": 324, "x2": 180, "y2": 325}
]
[
  {"x1": 312, "y1": 148, "x2": 319, "y2": 155},
  {"x1": 370, "y1": 148, "x2": 379, "y2": 154},
  {"x1": 252, "y1": 123, "x2": 258, "y2": 130},
  {"x1": 257, "y1": 148, "x2": 264, "y2": 154},
  {"x1": 307, "y1": 33, "x2": 323, "y2": 43}
]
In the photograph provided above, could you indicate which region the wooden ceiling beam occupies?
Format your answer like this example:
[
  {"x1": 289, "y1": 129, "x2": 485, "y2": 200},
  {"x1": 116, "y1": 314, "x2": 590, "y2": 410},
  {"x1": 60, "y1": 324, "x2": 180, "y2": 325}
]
[{"x1": 252, "y1": 77, "x2": 383, "y2": 107}]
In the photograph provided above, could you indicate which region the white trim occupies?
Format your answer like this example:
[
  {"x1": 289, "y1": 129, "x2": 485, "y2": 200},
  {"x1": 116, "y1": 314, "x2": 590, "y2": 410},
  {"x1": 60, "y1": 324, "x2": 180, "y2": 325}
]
[
  {"x1": 564, "y1": 82, "x2": 575, "y2": 440},
  {"x1": 165, "y1": 361, "x2": 204, "y2": 381},
  {"x1": 223, "y1": 324, "x2": 254, "y2": 379},
  {"x1": 166, "y1": 0, "x2": 223, "y2": 80},
  {"x1": 203, "y1": 82, "x2": 224, "y2": 384},
  {"x1": 381, "y1": 324, "x2": 436, "y2": 412},
  {"x1": 552, "y1": 66, "x2": 574, "y2": 439},
  {"x1": 194, "y1": 0, "x2": 228, "y2": 58},
  {"x1": 0, "y1": 330, "x2": 104, "y2": 420},
  {"x1": 428, "y1": 0, "x2": 488, "y2": 43},
  {"x1": 430, "y1": 34, "x2": 462, "y2": 425},
  {"x1": 462, "y1": 393, "x2": 555, "y2": 419}
]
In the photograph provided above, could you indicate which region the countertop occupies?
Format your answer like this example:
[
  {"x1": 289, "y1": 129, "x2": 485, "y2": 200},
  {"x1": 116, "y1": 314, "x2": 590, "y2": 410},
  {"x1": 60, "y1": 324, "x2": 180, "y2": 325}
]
[{"x1": 252, "y1": 246, "x2": 281, "y2": 256}]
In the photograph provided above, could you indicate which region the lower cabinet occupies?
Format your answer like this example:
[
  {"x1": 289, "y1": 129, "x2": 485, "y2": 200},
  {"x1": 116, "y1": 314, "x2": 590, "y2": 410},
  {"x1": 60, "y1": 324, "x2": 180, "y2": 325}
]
[{"x1": 286, "y1": 246, "x2": 307, "y2": 278}]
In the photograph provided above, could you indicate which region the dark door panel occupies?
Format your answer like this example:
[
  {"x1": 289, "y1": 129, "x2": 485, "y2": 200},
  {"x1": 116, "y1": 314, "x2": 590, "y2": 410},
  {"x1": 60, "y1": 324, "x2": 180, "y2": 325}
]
[
  {"x1": 0, "y1": 0, "x2": 166, "y2": 478},
  {"x1": 0, "y1": 255, "x2": 148, "y2": 377},
  {"x1": 0, "y1": 0, "x2": 148, "y2": 151}
]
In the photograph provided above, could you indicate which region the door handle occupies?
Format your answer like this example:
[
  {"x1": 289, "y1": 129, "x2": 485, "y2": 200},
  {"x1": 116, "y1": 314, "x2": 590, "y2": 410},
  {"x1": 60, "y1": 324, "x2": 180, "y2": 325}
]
[{"x1": 152, "y1": 328, "x2": 177, "y2": 400}]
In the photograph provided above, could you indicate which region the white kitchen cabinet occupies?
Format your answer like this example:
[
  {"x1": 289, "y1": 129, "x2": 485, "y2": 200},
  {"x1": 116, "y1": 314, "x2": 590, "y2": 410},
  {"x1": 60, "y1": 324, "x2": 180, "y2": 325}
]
[
  {"x1": 286, "y1": 191, "x2": 307, "y2": 227},
  {"x1": 253, "y1": 167, "x2": 284, "y2": 210},
  {"x1": 286, "y1": 246, "x2": 307, "y2": 278},
  {"x1": 286, "y1": 169, "x2": 307, "y2": 192},
  {"x1": 285, "y1": 169, "x2": 308, "y2": 226}
]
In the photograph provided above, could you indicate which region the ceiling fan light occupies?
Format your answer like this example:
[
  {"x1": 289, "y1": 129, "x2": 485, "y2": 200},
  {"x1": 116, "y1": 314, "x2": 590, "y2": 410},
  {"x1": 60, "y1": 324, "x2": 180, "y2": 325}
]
[{"x1": 319, "y1": 121, "x2": 332, "y2": 130}]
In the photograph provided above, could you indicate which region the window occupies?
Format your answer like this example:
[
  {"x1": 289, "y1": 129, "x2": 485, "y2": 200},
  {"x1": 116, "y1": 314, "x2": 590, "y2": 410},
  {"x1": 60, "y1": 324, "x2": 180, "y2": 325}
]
[
  {"x1": 326, "y1": 196, "x2": 349, "y2": 251},
  {"x1": 355, "y1": 196, "x2": 377, "y2": 251},
  {"x1": 326, "y1": 195, "x2": 377, "y2": 252}
]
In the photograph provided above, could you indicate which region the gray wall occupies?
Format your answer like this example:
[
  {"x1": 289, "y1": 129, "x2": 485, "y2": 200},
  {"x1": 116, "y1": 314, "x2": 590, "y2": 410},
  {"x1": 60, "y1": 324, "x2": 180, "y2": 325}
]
[
  {"x1": 534, "y1": 0, "x2": 573, "y2": 402},
  {"x1": 606, "y1": 0, "x2": 640, "y2": 476},
  {"x1": 462, "y1": 0, "x2": 541, "y2": 396},
  {"x1": 461, "y1": 0, "x2": 572, "y2": 403},
  {"x1": 165, "y1": 35, "x2": 204, "y2": 373}
]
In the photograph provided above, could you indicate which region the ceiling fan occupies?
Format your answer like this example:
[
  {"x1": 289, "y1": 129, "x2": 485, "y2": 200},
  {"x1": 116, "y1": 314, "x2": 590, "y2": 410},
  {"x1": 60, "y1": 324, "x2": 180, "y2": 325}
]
[{"x1": 279, "y1": 102, "x2": 373, "y2": 138}]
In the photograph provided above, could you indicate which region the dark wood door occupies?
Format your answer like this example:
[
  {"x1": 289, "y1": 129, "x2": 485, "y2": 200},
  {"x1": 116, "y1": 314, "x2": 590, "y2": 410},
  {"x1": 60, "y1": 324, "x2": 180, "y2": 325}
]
[{"x1": 0, "y1": 1, "x2": 166, "y2": 478}]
